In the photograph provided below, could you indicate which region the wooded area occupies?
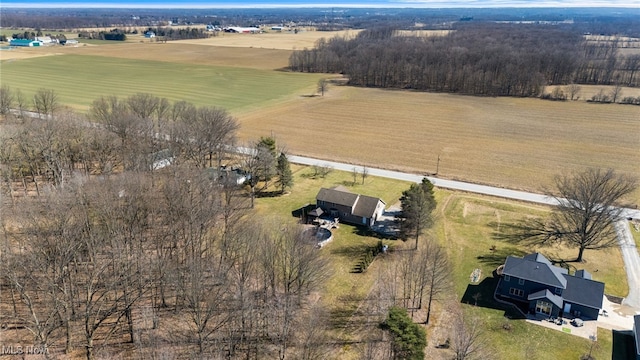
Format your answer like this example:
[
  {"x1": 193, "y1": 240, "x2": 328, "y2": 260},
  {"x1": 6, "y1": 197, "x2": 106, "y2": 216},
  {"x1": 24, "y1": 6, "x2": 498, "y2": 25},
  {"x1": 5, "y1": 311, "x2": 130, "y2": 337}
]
[{"x1": 289, "y1": 25, "x2": 640, "y2": 97}]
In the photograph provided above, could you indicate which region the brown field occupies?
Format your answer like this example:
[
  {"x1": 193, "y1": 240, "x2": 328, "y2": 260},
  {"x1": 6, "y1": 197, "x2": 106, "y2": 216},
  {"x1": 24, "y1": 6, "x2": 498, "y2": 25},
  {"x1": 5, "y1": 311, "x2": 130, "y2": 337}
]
[
  {"x1": 173, "y1": 29, "x2": 360, "y2": 50},
  {"x1": 237, "y1": 85, "x2": 640, "y2": 202}
]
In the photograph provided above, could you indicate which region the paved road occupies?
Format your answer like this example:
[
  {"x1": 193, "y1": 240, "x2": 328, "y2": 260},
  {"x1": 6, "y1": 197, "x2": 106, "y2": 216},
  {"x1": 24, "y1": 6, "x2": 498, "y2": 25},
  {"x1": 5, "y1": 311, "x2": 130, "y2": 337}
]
[
  {"x1": 616, "y1": 220, "x2": 640, "y2": 309},
  {"x1": 289, "y1": 154, "x2": 640, "y2": 311}
]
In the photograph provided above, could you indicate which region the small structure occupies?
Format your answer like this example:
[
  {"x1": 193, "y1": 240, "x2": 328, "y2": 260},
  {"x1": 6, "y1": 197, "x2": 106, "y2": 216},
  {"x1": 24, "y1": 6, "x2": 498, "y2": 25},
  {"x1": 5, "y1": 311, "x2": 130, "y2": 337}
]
[
  {"x1": 144, "y1": 31, "x2": 156, "y2": 38},
  {"x1": 315, "y1": 185, "x2": 386, "y2": 227},
  {"x1": 35, "y1": 36, "x2": 54, "y2": 44},
  {"x1": 62, "y1": 39, "x2": 79, "y2": 46},
  {"x1": 206, "y1": 167, "x2": 250, "y2": 186},
  {"x1": 223, "y1": 26, "x2": 261, "y2": 34},
  {"x1": 9, "y1": 39, "x2": 41, "y2": 47},
  {"x1": 148, "y1": 149, "x2": 174, "y2": 170},
  {"x1": 495, "y1": 253, "x2": 605, "y2": 320}
]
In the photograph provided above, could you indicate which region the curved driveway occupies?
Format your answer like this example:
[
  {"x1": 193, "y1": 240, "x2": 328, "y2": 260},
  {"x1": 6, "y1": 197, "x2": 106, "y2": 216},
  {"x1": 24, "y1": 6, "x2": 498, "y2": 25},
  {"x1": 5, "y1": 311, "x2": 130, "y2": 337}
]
[{"x1": 289, "y1": 154, "x2": 640, "y2": 310}]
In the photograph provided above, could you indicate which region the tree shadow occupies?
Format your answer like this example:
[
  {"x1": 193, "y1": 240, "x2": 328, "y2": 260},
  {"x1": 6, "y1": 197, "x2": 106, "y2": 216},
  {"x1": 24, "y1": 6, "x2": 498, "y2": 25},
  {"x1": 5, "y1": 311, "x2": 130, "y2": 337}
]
[
  {"x1": 352, "y1": 225, "x2": 399, "y2": 240},
  {"x1": 461, "y1": 271, "x2": 526, "y2": 320},
  {"x1": 476, "y1": 247, "x2": 528, "y2": 268}
]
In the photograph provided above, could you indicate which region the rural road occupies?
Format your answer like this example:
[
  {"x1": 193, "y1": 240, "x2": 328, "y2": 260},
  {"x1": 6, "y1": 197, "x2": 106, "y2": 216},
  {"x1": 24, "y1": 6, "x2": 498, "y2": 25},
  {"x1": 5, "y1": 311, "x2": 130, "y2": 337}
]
[{"x1": 288, "y1": 154, "x2": 640, "y2": 310}]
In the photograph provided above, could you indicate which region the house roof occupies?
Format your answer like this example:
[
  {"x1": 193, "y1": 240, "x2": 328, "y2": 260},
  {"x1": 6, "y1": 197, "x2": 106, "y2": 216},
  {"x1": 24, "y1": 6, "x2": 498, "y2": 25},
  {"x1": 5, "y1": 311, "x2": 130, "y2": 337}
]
[
  {"x1": 561, "y1": 274, "x2": 604, "y2": 310},
  {"x1": 634, "y1": 314, "x2": 640, "y2": 355},
  {"x1": 317, "y1": 187, "x2": 359, "y2": 208},
  {"x1": 353, "y1": 194, "x2": 385, "y2": 218},
  {"x1": 574, "y1": 269, "x2": 592, "y2": 280},
  {"x1": 503, "y1": 253, "x2": 568, "y2": 289},
  {"x1": 528, "y1": 289, "x2": 564, "y2": 308},
  {"x1": 316, "y1": 186, "x2": 385, "y2": 219}
]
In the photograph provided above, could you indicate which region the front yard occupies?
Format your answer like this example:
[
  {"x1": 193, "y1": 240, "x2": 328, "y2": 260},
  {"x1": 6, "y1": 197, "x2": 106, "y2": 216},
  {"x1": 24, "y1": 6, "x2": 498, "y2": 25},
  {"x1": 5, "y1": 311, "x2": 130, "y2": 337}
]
[{"x1": 253, "y1": 164, "x2": 625, "y2": 359}]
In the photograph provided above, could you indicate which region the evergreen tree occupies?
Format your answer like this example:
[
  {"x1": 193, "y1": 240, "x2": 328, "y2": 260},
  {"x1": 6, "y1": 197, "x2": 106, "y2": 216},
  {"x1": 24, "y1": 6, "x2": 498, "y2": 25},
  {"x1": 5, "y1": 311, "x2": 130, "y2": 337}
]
[
  {"x1": 381, "y1": 306, "x2": 427, "y2": 360},
  {"x1": 397, "y1": 178, "x2": 436, "y2": 250},
  {"x1": 276, "y1": 152, "x2": 293, "y2": 193}
]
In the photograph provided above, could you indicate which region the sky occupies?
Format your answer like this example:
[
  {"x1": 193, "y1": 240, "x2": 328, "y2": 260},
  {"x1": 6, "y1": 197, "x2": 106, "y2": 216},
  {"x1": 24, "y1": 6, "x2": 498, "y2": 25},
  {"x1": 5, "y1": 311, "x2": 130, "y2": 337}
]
[{"x1": 1, "y1": 0, "x2": 640, "y2": 8}]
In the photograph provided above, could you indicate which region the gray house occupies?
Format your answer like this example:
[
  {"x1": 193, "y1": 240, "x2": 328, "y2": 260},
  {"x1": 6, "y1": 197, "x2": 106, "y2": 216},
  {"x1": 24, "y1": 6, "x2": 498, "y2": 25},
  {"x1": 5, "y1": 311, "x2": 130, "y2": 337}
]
[
  {"x1": 496, "y1": 253, "x2": 604, "y2": 320},
  {"x1": 635, "y1": 315, "x2": 640, "y2": 360},
  {"x1": 315, "y1": 186, "x2": 386, "y2": 227}
]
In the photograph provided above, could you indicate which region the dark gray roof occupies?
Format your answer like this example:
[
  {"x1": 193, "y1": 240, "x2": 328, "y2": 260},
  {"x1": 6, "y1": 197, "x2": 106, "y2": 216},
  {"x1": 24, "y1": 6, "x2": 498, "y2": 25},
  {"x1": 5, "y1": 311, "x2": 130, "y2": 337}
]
[
  {"x1": 317, "y1": 187, "x2": 359, "y2": 208},
  {"x1": 353, "y1": 194, "x2": 385, "y2": 218},
  {"x1": 528, "y1": 289, "x2": 564, "y2": 308},
  {"x1": 574, "y1": 269, "x2": 592, "y2": 280},
  {"x1": 633, "y1": 314, "x2": 640, "y2": 355},
  {"x1": 317, "y1": 187, "x2": 385, "y2": 219},
  {"x1": 561, "y1": 274, "x2": 604, "y2": 310},
  {"x1": 503, "y1": 253, "x2": 568, "y2": 289}
]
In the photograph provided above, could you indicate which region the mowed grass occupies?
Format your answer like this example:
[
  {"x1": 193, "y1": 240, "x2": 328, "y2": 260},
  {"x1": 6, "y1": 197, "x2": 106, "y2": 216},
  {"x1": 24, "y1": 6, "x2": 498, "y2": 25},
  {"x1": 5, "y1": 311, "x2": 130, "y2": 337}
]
[
  {"x1": 253, "y1": 164, "x2": 409, "y2": 359},
  {"x1": 252, "y1": 166, "x2": 623, "y2": 360},
  {"x1": 0, "y1": 53, "x2": 324, "y2": 112},
  {"x1": 437, "y1": 191, "x2": 622, "y2": 360}
]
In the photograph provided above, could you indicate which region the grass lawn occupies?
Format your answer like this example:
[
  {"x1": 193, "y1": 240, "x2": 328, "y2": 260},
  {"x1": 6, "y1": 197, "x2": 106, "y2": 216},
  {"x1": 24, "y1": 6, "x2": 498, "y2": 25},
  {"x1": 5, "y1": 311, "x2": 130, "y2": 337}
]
[
  {"x1": 438, "y1": 191, "x2": 623, "y2": 360},
  {"x1": 631, "y1": 221, "x2": 640, "y2": 249},
  {"x1": 0, "y1": 54, "x2": 324, "y2": 112},
  {"x1": 252, "y1": 165, "x2": 624, "y2": 359},
  {"x1": 254, "y1": 164, "x2": 410, "y2": 358}
]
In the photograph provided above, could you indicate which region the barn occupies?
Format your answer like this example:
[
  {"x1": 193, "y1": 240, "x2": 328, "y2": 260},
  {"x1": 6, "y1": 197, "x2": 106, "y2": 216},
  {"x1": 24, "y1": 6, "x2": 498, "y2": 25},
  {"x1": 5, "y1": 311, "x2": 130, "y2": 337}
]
[{"x1": 9, "y1": 39, "x2": 41, "y2": 47}]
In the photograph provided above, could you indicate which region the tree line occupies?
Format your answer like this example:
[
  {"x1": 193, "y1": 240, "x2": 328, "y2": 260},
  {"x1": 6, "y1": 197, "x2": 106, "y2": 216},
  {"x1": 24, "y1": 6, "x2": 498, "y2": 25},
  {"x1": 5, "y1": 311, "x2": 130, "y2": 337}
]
[{"x1": 289, "y1": 24, "x2": 640, "y2": 97}]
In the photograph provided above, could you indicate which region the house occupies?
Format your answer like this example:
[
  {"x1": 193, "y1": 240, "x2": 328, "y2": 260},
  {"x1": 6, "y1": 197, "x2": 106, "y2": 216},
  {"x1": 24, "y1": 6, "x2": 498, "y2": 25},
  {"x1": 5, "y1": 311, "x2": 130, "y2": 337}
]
[
  {"x1": 315, "y1": 186, "x2": 386, "y2": 227},
  {"x1": 496, "y1": 253, "x2": 605, "y2": 320},
  {"x1": 635, "y1": 315, "x2": 640, "y2": 360},
  {"x1": 144, "y1": 31, "x2": 156, "y2": 38},
  {"x1": 35, "y1": 36, "x2": 54, "y2": 44},
  {"x1": 9, "y1": 39, "x2": 41, "y2": 47},
  {"x1": 206, "y1": 167, "x2": 250, "y2": 186}
]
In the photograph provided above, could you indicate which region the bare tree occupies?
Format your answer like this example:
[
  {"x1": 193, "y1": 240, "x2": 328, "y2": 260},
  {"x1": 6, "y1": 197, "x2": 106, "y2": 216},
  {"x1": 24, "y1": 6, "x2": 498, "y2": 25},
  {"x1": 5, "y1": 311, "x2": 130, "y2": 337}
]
[
  {"x1": 317, "y1": 78, "x2": 328, "y2": 96},
  {"x1": 361, "y1": 166, "x2": 369, "y2": 184},
  {"x1": 451, "y1": 314, "x2": 486, "y2": 360},
  {"x1": 520, "y1": 168, "x2": 637, "y2": 262},
  {"x1": 610, "y1": 83, "x2": 623, "y2": 103},
  {"x1": 567, "y1": 84, "x2": 581, "y2": 101},
  {"x1": 422, "y1": 241, "x2": 450, "y2": 324},
  {"x1": 0, "y1": 85, "x2": 15, "y2": 115},
  {"x1": 33, "y1": 88, "x2": 59, "y2": 119}
]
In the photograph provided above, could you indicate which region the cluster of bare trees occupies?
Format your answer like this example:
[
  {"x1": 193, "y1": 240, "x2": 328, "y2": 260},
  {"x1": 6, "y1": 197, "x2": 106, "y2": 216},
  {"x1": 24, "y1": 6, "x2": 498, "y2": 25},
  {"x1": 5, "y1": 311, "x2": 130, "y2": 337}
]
[
  {"x1": 1, "y1": 171, "x2": 328, "y2": 359},
  {"x1": 289, "y1": 24, "x2": 640, "y2": 96}
]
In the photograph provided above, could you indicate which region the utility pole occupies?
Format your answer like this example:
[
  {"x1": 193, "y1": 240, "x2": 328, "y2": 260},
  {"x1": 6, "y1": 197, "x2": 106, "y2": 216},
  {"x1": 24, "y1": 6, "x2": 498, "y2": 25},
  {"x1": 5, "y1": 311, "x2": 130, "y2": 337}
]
[{"x1": 435, "y1": 154, "x2": 440, "y2": 176}]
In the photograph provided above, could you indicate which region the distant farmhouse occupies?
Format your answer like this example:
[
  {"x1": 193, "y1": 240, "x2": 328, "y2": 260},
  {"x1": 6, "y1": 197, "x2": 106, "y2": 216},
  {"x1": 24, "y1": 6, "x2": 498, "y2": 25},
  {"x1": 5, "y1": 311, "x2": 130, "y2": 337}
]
[
  {"x1": 496, "y1": 253, "x2": 605, "y2": 320},
  {"x1": 144, "y1": 31, "x2": 156, "y2": 38},
  {"x1": 315, "y1": 186, "x2": 385, "y2": 227},
  {"x1": 223, "y1": 26, "x2": 261, "y2": 34},
  {"x1": 9, "y1": 39, "x2": 42, "y2": 47}
]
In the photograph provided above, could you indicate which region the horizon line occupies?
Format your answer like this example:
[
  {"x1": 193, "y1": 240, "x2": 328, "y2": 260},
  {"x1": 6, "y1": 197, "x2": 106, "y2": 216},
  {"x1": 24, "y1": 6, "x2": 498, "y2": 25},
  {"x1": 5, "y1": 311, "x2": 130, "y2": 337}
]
[{"x1": 2, "y1": 2, "x2": 640, "y2": 9}]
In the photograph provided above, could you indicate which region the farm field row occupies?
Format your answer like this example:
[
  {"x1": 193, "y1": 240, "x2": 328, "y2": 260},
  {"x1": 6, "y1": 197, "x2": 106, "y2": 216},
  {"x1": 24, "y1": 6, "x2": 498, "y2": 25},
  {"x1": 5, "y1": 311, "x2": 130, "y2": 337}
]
[
  {"x1": 1, "y1": 42, "x2": 638, "y2": 202},
  {"x1": 239, "y1": 85, "x2": 640, "y2": 202},
  {"x1": 0, "y1": 53, "x2": 324, "y2": 112}
]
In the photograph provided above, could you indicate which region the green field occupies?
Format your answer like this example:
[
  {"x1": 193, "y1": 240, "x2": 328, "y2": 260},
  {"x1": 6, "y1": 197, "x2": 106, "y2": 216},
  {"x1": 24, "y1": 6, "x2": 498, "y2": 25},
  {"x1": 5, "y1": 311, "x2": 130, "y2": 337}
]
[{"x1": 0, "y1": 54, "x2": 324, "y2": 112}]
